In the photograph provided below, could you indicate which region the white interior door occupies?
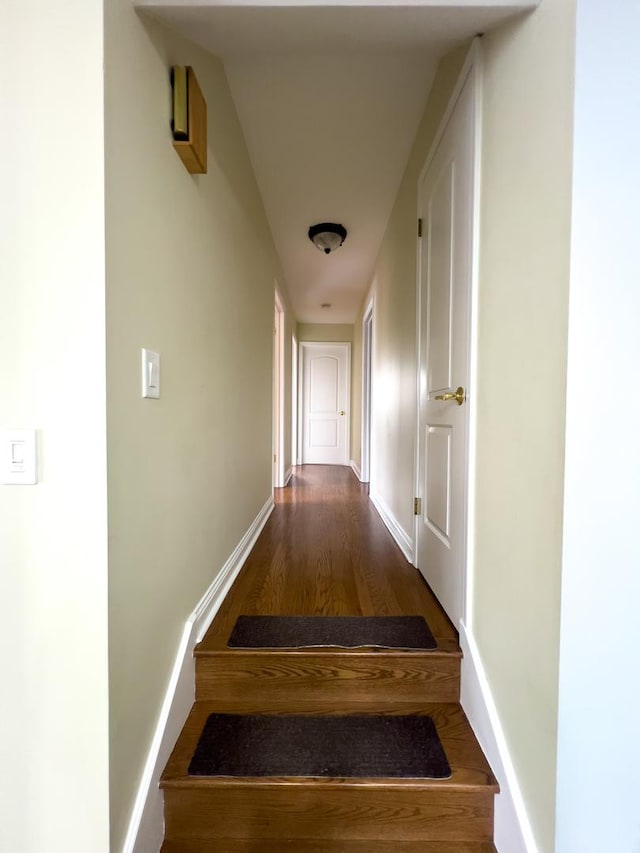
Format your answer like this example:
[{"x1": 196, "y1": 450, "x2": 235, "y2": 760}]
[
  {"x1": 301, "y1": 342, "x2": 350, "y2": 465},
  {"x1": 416, "y1": 67, "x2": 477, "y2": 627}
]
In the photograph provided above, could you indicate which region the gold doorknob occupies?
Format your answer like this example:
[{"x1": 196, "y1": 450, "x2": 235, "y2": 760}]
[
  {"x1": 339, "y1": 410, "x2": 346, "y2": 416},
  {"x1": 434, "y1": 386, "x2": 465, "y2": 406}
]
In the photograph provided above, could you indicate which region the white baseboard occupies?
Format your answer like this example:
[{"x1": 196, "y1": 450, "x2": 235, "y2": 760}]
[
  {"x1": 350, "y1": 459, "x2": 362, "y2": 481},
  {"x1": 369, "y1": 489, "x2": 414, "y2": 563},
  {"x1": 283, "y1": 466, "x2": 293, "y2": 487},
  {"x1": 459, "y1": 621, "x2": 538, "y2": 853},
  {"x1": 122, "y1": 495, "x2": 275, "y2": 853}
]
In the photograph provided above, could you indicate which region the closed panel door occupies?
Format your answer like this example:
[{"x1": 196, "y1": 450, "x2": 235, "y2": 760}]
[
  {"x1": 301, "y1": 343, "x2": 350, "y2": 465},
  {"x1": 416, "y1": 69, "x2": 476, "y2": 628}
]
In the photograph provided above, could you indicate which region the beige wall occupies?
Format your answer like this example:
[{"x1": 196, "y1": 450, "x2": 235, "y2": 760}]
[
  {"x1": 0, "y1": 2, "x2": 110, "y2": 851},
  {"x1": 361, "y1": 45, "x2": 469, "y2": 533},
  {"x1": 474, "y1": 4, "x2": 575, "y2": 850},
  {"x1": 104, "y1": 6, "x2": 284, "y2": 848}
]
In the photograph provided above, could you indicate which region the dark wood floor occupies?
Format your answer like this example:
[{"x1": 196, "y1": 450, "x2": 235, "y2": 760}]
[{"x1": 199, "y1": 464, "x2": 458, "y2": 653}]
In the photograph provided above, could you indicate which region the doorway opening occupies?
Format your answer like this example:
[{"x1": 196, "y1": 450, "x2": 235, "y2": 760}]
[
  {"x1": 273, "y1": 291, "x2": 285, "y2": 488},
  {"x1": 361, "y1": 300, "x2": 374, "y2": 484},
  {"x1": 291, "y1": 332, "x2": 298, "y2": 467}
]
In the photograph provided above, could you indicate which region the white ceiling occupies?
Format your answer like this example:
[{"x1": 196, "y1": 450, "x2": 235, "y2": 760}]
[{"x1": 135, "y1": 1, "x2": 536, "y2": 323}]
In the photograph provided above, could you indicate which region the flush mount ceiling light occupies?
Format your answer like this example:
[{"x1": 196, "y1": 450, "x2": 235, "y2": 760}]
[{"x1": 308, "y1": 222, "x2": 347, "y2": 255}]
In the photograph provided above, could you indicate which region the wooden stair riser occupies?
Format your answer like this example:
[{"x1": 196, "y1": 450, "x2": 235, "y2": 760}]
[
  {"x1": 195, "y1": 652, "x2": 460, "y2": 706},
  {"x1": 161, "y1": 840, "x2": 498, "y2": 852},
  {"x1": 163, "y1": 787, "x2": 494, "y2": 843}
]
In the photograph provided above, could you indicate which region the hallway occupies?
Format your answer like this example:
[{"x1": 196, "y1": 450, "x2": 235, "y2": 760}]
[
  {"x1": 10, "y1": 2, "x2": 640, "y2": 850},
  {"x1": 160, "y1": 465, "x2": 498, "y2": 849},
  {"x1": 203, "y1": 465, "x2": 457, "y2": 640}
]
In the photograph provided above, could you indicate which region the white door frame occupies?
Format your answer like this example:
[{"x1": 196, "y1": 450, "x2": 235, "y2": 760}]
[
  {"x1": 413, "y1": 39, "x2": 482, "y2": 628},
  {"x1": 273, "y1": 290, "x2": 286, "y2": 488},
  {"x1": 291, "y1": 331, "x2": 298, "y2": 468},
  {"x1": 361, "y1": 298, "x2": 374, "y2": 483},
  {"x1": 299, "y1": 341, "x2": 351, "y2": 466}
]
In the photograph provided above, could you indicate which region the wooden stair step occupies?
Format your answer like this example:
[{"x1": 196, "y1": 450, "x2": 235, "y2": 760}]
[
  {"x1": 194, "y1": 646, "x2": 461, "y2": 707},
  {"x1": 160, "y1": 469, "x2": 497, "y2": 849},
  {"x1": 161, "y1": 840, "x2": 498, "y2": 852},
  {"x1": 163, "y1": 702, "x2": 497, "y2": 790},
  {"x1": 161, "y1": 702, "x2": 498, "y2": 843}
]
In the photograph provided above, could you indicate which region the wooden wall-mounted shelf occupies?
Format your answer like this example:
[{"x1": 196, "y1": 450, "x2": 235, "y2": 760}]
[{"x1": 172, "y1": 66, "x2": 207, "y2": 174}]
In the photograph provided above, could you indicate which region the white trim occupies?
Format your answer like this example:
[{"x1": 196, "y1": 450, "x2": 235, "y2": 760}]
[
  {"x1": 459, "y1": 621, "x2": 538, "y2": 853},
  {"x1": 413, "y1": 38, "x2": 482, "y2": 622},
  {"x1": 291, "y1": 332, "x2": 298, "y2": 469},
  {"x1": 464, "y1": 39, "x2": 483, "y2": 632},
  {"x1": 136, "y1": 0, "x2": 541, "y2": 8},
  {"x1": 283, "y1": 466, "x2": 293, "y2": 487},
  {"x1": 122, "y1": 495, "x2": 274, "y2": 853},
  {"x1": 350, "y1": 459, "x2": 362, "y2": 481},
  {"x1": 369, "y1": 488, "x2": 414, "y2": 564},
  {"x1": 360, "y1": 297, "x2": 374, "y2": 484},
  {"x1": 273, "y1": 289, "x2": 286, "y2": 489},
  {"x1": 297, "y1": 340, "x2": 304, "y2": 466}
]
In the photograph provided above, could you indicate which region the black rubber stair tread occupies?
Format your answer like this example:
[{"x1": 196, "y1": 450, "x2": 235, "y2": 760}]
[{"x1": 162, "y1": 701, "x2": 499, "y2": 792}]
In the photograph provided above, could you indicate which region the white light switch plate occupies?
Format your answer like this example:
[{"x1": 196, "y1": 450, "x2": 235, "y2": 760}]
[
  {"x1": 1, "y1": 428, "x2": 38, "y2": 485},
  {"x1": 142, "y1": 348, "x2": 160, "y2": 399}
]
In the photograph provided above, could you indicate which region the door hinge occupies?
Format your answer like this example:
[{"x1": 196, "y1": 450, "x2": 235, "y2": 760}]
[
  {"x1": 414, "y1": 497, "x2": 422, "y2": 515},
  {"x1": 273, "y1": 453, "x2": 277, "y2": 462},
  {"x1": 417, "y1": 218, "x2": 423, "y2": 238}
]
